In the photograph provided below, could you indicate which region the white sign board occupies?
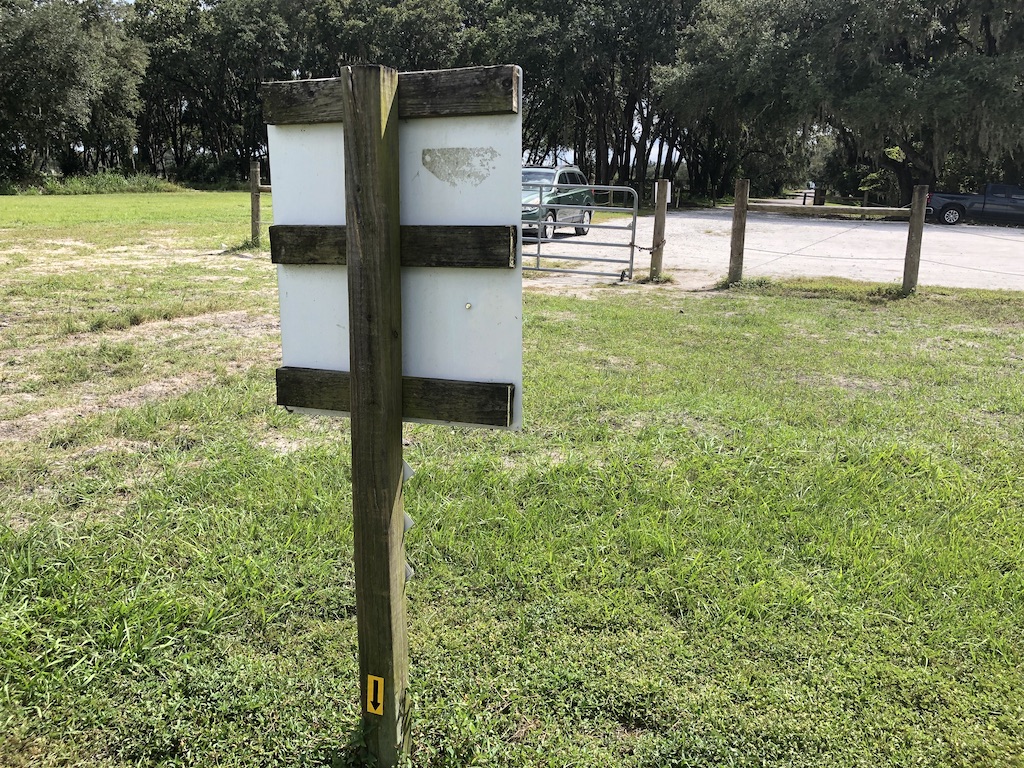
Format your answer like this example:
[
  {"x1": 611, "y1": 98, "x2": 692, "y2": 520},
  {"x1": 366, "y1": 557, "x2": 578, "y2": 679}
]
[{"x1": 267, "y1": 82, "x2": 523, "y2": 429}]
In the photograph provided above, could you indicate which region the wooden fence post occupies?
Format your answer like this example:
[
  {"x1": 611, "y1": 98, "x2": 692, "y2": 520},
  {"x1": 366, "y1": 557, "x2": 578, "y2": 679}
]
[
  {"x1": 902, "y1": 184, "x2": 928, "y2": 296},
  {"x1": 249, "y1": 159, "x2": 261, "y2": 248},
  {"x1": 728, "y1": 178, "x2": 749, "y2": 285},
  {"x1": 650, "y1": 179, "x2": 669, "y2": 280},
  {"x1": 341, "y1": 65, "x2": 410, "y2": 766}
]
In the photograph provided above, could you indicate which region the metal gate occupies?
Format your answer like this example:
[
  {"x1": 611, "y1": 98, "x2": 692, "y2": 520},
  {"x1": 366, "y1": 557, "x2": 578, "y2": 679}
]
[{"x1": 521, "y1": 183, "x2": 639, "y2": 279}]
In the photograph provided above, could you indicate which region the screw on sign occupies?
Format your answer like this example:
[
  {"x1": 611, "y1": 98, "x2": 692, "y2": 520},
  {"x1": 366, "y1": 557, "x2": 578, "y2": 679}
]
[{"x1": 261, "y1": 64, "x2": 523, "y2": 766}]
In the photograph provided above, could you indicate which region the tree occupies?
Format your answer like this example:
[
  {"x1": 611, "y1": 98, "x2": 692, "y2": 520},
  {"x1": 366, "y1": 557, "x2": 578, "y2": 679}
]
[
  {"x1": 0, "y1": 1, "x2": 98, "y2": 178},
  {"x1": 201, "y1": 0, "x2": 291, "y2": 177},
  {"x1": 0, "y1": 0, "x2": 147, "y2": 181},
  {"x1": 129, "y1": 0, "x2": 208, "y2": 176},
  {"x1": 473, "y1": 0, "x2": 684, "y2": 191},
  {"x1": 799, "y1": 0, "x2": 1024, "y2": 201},
  {"x1": 73, "y1": 1, "x2": 148, "y2": 174},
  {"x1": 655, "y1": 0, "x2": 810, "y2": 197}
]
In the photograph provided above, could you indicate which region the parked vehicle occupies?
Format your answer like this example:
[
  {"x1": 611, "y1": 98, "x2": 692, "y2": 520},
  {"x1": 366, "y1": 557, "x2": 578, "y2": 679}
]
[
  {"x1": 927, "y1": 183, "x2": 1024, "y2": 225},
  {"x1": 521, "y1": 166, "x2": 595, "y2": 239}
]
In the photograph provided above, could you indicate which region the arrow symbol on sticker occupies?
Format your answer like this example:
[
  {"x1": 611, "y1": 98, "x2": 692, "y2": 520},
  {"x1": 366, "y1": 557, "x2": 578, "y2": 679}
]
[{"x1": 367, "y1": 674, "x2": 384, "y2": 716}]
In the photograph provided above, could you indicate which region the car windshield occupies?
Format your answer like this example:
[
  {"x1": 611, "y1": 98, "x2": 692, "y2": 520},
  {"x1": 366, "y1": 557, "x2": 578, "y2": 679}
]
[{"x1": 522, "y1": 169, "x2": 555, "y2": 184}]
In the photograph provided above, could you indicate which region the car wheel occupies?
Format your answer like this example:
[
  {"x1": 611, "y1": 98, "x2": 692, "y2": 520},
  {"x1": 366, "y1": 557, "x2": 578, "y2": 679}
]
[
  {"x1": 541, "y1": 211, "x2": 556, "y2": 240},
  {"x1": 940, "y1": 205, "x2": 964, "y2": 225},
  {"x1": 575, "y1": 208, "x2": 592, "y2": 236}
]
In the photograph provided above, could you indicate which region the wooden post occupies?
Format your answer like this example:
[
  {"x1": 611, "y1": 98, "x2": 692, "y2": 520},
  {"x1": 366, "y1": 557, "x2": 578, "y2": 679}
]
[
  {"x1": 902, "y1": 184, "x2": 928, "y2": 296},
  {"x1": 650, "y1": 179, "x2": 669, "y2": 280},
  {"x1": 250, "y1": 159, "x2": 261, "y2": 248},
  {"x1": 341, "y1": 65, "x2": 409, "y2": 766},
  {"x1": 728, "y1": 178, "x2": 749, "y2": 285}
]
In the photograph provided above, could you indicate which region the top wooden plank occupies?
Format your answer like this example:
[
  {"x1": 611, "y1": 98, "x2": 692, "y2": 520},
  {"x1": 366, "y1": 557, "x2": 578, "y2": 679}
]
[{"x1": 263, "y1": 65, "x2": 519, "y2": 124}]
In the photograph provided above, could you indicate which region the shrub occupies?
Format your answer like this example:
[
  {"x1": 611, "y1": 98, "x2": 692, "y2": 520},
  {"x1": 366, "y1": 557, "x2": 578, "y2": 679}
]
[{"x1": 36, "y1": 172, "x2": 181, "y2": 195}]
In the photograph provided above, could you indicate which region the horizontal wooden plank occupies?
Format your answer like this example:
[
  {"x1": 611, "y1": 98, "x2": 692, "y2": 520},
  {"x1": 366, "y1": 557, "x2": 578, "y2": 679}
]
[
  {"x1": 263, "y1": 78, "x2": 344, "y2": 124},
  {"x1": 398, "y1": 65, "x2": 519, "y2": 118},
  {"x1": 262, "y1": 65, "x2": 519, "y2": 124},
  {"x1": 747, "y1": 203, "x2": 911, "y2": 218},
  {"x1": 270, "y1": 225, "x2": 345, "y2": 265},
  {"x1": 276, "y1": 366, "x2": 514, "y2": 427},
  {"x1": 398, "y1": 225, "x2": 517, "y2": 268},
  {"x1": 270, "y1": 224, "x2": 516, "y2": 268}
]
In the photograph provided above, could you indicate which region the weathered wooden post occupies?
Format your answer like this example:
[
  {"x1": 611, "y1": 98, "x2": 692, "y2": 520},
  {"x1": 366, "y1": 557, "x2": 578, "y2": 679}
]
[
  {"x1": 650, "y1": 179, "x2": 670, "y2": 280},
  {"x1": 339, "y1": 65, "x2": 409, "y2": 764},
  {"x1": 902, "y1": 184, "x2": 928, "y2": 296},
  {"x1": 249, "y1": 159, "x2": 261, "y2": 247},
  {"x1": 728, "y1": 178, "x2": 749, "y2": 285}
]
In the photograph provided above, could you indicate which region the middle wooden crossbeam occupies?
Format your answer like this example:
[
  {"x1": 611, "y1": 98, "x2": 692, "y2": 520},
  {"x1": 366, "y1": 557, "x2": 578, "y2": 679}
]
[
  {"x1": 276, "y1": 366, "x2": 515, "y2": 427},
  {"x1": 270, "y1": 224, "x2": 517, "y2": 268}
]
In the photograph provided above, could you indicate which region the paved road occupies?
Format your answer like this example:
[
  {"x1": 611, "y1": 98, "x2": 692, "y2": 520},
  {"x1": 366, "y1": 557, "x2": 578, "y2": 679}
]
[{"x1": 529, "y1": 208, "x2": 1024, "y2": 291}]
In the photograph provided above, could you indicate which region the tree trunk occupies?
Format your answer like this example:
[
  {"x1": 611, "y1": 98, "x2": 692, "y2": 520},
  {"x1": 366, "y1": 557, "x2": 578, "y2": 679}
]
[{"x1": 632, "y1": 99, "x2": 654, "y2": 191}]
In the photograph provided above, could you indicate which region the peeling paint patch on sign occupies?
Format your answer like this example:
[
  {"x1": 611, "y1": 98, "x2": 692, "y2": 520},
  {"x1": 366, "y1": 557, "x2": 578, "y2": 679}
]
[{"x1": 421, "y1": 147, "x2": 499, "y2": 187}]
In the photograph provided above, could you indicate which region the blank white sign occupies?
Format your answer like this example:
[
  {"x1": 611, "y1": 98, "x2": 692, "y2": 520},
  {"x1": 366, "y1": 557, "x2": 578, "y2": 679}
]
[{"x1": 267, "y1": 74, "x2": 523, "y2": 428}]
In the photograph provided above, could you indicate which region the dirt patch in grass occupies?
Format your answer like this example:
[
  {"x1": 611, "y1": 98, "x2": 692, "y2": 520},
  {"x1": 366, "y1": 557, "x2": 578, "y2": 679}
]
[
  {"x1": 70, "y1": 438, "x2": 156, "y2": 459},
  {"x1": 523, "y1": 271, "x2": 726, "y2": 298},
  {"x1": 523, "y1": 278, "x2": 611, "y2": 299},
  {"x1": 0, "y1": 372, "x2": 217, "y2": 443},
  {"x1": 102, "y1": 309, "x2": 277, "y2": 346},
  {"x1": 11, "y1": 243, "x2": 259, "y2": 274},
  {"x1": 6, "y1": 310, "x2": 278, "y2": 367},
  {"x1": 1, "y1": 309, "x2": 281, "y2": 443},
  {"x1": 794, "y1": 373, "x2": 900, "y2": 393},
  {"x1": 257, "y1": 434, "x2": 321, "y2": 455},
  {"x1": 111, "y1": 373, "x2": 217, "y2": 409}
]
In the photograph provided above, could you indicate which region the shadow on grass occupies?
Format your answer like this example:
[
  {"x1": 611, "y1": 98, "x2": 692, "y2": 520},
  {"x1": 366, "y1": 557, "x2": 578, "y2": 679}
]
[
  {"x1": 221, "y1": 238, "x2": 265, "y2": 256},
  {"x1": 711, "y1": 276, "x2": 909, "y2": 303},
  {"x1": 310, "y1": 707, "x2": 416, "y2": 768},
  {"x1": 309, "y1": 723, "x2": 382, "y2": 768}
]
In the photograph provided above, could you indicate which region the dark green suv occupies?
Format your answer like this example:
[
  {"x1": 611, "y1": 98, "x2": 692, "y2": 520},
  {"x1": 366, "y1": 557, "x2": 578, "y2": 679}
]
[{"x1": 521, "y1": 165, "x2": 594, "y2": 239}]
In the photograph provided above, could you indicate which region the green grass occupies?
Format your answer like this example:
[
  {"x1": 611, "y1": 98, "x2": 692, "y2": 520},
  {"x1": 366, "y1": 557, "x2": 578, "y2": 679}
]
[
  {"x1": 0, "y1": 190, "x2": 271, "y2": 251},
  {"x1": 1, "y1": 194, "x2": 1023, "y2": 766}
]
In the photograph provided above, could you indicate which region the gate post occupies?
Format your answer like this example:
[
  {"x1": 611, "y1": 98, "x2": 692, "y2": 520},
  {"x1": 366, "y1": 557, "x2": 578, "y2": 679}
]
[
  {"x1": 901, "y1": 184, "x2": 928, "y2": 296},
  {"x1": 728, "y1": 178, "x2": 749, "y2": 285},
  {"x1": 341, "y1": 65, "x2": 410, "y2": 766},
  {"x1": 249, "y1": 159, "x2": 261, "y2": 247},
  {"x1": 650, "y1": 179, "x2": 670, "y2": 280}
]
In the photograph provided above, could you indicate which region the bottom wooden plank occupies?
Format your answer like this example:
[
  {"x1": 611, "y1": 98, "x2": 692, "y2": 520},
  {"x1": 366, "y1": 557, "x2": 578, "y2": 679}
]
[{"x1": 276, "y1": 366, "x2": 514, "y2": 428}]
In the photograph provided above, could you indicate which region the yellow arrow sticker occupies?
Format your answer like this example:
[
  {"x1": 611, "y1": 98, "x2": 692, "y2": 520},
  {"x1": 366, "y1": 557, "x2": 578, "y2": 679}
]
[{"x1": 367, "y1": 675, "x2": 384, "y2": 716}]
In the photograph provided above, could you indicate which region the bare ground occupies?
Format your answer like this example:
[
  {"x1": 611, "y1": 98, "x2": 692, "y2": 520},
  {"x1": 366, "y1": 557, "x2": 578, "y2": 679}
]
[{"x1": 0, "y1": 309, "x2": 280, "y2": 444}]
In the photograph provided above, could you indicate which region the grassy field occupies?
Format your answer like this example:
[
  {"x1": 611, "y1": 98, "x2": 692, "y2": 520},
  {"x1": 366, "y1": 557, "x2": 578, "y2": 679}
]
[{"x1": 1, "y1": 193, "x2": 1022, "y2": 767}]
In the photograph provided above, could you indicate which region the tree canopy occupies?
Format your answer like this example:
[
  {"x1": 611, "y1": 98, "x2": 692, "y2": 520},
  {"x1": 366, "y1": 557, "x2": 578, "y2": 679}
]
[{"x1": 1, "y1": 0, "x2": 1021, "y2": 201}]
